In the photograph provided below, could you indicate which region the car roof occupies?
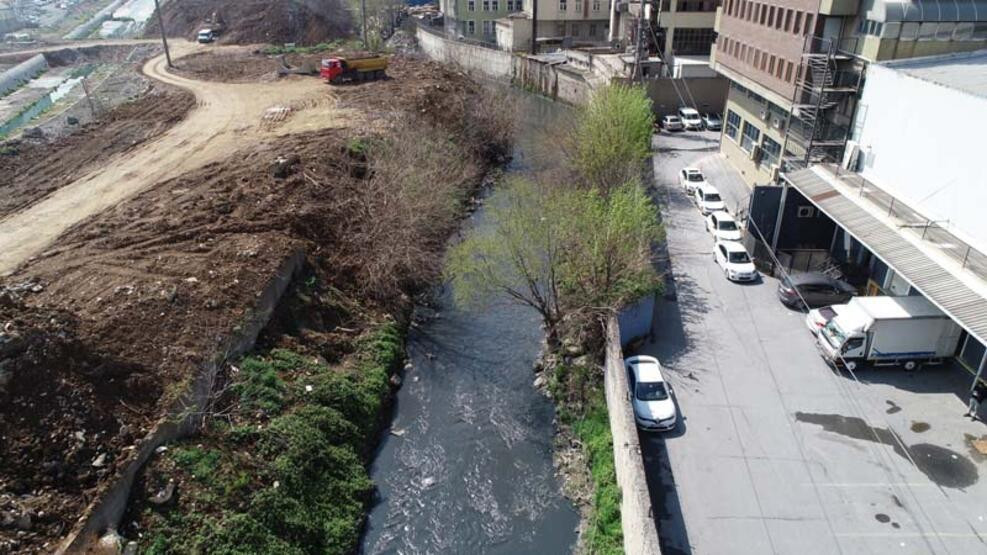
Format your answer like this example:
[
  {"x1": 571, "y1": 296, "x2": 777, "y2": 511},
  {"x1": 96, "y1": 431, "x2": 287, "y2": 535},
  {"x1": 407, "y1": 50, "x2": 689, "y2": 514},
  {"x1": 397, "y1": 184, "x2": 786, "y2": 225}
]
[
  {"x1": 710, "y1": 211, "x2": 736, "y2": 221},
  {"x1": 679, "y1": 107, "x2": 699, "y2": 114},
  {"x1": 626, "y1": 356, "x2": 664, "y2": 382},
  {"x1": 788, "y1": 272, "x2": 839, "y2": 286},
  {"x1": 684, "y1": 167, "x2": 702, "y2": 174},
  {"x1": 664, "y1": 115, "x2": 681, "y2": 120},
  {"x1": 717, "y1": 240, "x2": 748, "y2": 252},
  {"x1": 697, "y1": 184, "x2": 720, "y2": 194}
]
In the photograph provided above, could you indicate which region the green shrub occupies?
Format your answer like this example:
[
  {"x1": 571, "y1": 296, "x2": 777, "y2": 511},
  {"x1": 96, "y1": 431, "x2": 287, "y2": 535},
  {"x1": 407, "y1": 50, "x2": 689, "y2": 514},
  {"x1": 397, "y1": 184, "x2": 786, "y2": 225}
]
[
  {"x1": 573, "y1": 399, "x2": 624, "y2": 554},
  {"x1": 171, "y1": 447, "x2": 221, "y2": 483},
  {"x1": 234, "y1": 357, "x2": 286, "y2": 414},
  {"x1": 194, "y1": 513, "x2": 306, "y2": 555}
]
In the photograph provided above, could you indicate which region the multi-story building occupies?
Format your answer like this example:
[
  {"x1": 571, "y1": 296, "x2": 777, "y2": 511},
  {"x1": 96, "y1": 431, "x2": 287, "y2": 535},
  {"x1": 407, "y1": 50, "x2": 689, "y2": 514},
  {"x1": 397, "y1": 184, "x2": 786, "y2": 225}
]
[
  {"x1": 711, "y1": 0, "x2": 987, "y2": 187},
  {"x1": 768, "y1": 50, "x2": 987, "y2": 387},
  {"x1": 441, "y1": 0, "x2": 526, "y2": 43},
  {"x1": 654, "y1": 0, "x2": 718, "y2": 60},
  {"x1": 492, "y1": 0, "x2": 613, "y2": 50}
]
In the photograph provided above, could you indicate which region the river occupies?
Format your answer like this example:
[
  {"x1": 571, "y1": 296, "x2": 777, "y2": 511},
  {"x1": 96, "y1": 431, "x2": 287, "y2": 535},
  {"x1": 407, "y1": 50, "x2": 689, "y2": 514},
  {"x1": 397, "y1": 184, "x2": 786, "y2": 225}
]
[{"x1": 360, "y1": 93, "x2": 580, "y2": 554}]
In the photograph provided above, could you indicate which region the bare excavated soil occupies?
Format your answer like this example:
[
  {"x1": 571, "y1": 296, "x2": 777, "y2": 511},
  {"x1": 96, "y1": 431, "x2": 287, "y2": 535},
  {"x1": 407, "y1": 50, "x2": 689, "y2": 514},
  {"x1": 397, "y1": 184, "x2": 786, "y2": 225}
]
[
  {"x1": 171, "y1": 48, "x2": 331, "y2": 83},
  {"x1": 148, "y1": 0, "x2": 353, "y2": 45},
  {"x1": 0, "y1": 85, "x2": 194, "y2": 219},
  {"x1": 0, "y1": 55, "x2": 508, "y2": 553}
]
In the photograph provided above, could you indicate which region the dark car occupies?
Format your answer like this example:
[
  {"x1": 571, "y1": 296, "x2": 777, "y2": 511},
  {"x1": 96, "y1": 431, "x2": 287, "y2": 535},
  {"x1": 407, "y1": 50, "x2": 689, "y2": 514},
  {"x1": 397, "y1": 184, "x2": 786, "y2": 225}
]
[{"x1": 777, "y1": 272, "x2": 856, "y2": 309}]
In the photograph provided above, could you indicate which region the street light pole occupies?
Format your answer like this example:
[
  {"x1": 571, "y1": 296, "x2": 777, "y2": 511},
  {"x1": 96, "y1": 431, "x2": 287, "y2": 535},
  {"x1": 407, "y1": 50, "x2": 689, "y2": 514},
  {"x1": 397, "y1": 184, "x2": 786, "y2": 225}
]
[{"x1": 152, "y1": 0, "x2": 173, "y2": 68}]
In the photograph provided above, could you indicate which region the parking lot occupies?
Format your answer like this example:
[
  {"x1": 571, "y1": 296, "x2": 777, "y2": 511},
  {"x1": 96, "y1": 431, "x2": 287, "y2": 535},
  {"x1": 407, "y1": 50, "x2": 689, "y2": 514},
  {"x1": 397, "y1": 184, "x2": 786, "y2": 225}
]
[{"x1": 635, "y1": 130, "x2": 987, "y2": 554}]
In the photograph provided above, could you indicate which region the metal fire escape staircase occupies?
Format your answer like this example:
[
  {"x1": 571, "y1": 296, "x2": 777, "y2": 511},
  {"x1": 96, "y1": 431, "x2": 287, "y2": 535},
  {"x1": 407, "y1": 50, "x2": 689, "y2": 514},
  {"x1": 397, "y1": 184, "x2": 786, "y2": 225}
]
[{"x1": 781, "y1": 38, "x2": 861, "y2": 172}]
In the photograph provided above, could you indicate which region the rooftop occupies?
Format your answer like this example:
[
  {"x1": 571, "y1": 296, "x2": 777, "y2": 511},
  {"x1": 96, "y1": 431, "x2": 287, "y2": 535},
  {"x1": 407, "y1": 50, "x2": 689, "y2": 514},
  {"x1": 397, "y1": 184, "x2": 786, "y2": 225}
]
[{"x1": 879, "y1": 49, "x2": 987, "y2": 100}]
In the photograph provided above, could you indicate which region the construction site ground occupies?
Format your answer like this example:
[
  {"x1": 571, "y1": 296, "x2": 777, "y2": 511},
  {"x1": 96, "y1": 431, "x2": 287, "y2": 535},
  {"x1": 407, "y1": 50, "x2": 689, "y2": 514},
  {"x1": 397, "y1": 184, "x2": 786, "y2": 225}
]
[{"x1": 0, "y1": 40, "x2": 505, "y2": 552}]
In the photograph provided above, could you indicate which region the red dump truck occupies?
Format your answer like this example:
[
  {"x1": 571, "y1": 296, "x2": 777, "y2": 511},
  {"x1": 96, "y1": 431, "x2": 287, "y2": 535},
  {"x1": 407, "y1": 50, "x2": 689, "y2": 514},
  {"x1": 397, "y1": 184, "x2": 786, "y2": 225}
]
[{"x1": 320, "y1": 56, "x2": 388, "y2": 84}]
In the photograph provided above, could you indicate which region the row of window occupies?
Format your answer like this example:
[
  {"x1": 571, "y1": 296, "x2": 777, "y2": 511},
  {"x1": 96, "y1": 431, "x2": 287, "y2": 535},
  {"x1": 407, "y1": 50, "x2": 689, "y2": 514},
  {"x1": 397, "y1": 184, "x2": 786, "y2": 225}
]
[
  {"x1": 461, "y1": 19, "x2": 496, "y2": 35},
  {"x1": 723, "y1": 110, "x2": 781, "y2": 167},
  {"x1": 466, "y1": 0, "x2": 521, "y2": 12},
  {"x1": 724, "y1": 0, "x2": 815, "y2": 38},
  {"x1": 558, "y1": 0, "x2": 603, "y2": 11},
  {"x1": 858, "y1": 19, "x2": 987, "y2": 42},
  {"x1": 719, "y1": 35, "x2": 799, "y2": 84},
  {"x1": 657, "y1": 0, "x2": 717, "y2": 12}
]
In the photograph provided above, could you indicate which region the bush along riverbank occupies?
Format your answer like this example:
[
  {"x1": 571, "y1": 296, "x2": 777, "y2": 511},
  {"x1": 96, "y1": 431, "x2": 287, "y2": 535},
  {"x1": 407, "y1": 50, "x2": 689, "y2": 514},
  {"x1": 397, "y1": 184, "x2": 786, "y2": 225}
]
[
  {"x1": 126, "y1": 317, "x2": 404, "y2": 554},
  {"x1": 446, "y1": 84, "x2": 663, "y2": 553}
]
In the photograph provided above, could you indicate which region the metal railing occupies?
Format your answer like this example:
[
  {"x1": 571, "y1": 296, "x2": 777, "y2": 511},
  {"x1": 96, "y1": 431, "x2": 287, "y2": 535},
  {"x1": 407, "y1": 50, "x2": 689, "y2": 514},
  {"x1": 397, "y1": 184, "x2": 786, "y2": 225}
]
[{"x1": 831, "y1": 165, "x2": 987, "y2": 279}]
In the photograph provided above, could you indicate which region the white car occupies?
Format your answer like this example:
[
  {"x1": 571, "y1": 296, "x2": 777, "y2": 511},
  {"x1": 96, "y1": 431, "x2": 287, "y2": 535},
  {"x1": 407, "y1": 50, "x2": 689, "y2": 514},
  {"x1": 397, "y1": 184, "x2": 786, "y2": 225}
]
[
  {"x1": 706, "y1": 211, "x2": 742, "y2": 242},
  {"x1": 714, "y1": 240, "x2": 758, "y2": 282},
  {"x1": 678, "y1": 167, "x2": 707, "y2": 194},
  {"x1": 693, "y1": 184, "x2": 726, "y2": 215},
  {"x1": 625, "y1": 355, "x2": 677, "y2": 431},
  {"x1": 805, "y1": 304, "x2": 843, "y2": 335},
  {"x1": 661, "y1": 115, "x2": 684, "y2": 131},
  {"x1": 678, "y1": 107, "x2": 703, "y2": 130}
]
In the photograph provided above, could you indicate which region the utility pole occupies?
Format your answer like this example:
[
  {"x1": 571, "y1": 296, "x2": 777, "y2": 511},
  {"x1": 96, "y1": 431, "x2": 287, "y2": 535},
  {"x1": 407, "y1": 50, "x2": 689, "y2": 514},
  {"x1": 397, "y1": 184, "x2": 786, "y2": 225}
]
[
  {"x1": 362, "y1": 0, "x2": 369, "y2": 49},
  {"x1": 633, "y1": 0, "x2": 645, "y2": 81},
  {"x1": 530, "y1": 0, "x2": 538, "y2": 54},
  {"x1": 152, "y1": 0, "x2": 172, "y2": 68}
]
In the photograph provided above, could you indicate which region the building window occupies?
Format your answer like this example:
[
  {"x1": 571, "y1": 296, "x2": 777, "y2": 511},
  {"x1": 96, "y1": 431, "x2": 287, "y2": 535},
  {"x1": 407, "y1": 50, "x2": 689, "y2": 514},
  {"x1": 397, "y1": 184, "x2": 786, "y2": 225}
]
[
  {"x1": 575, "y1": 0, "x2": 583, "y2": 12},
  {"x1": 761, "y1": 136, "x2": 781, "y2": 166},
  {"x1": 768, "y1": 5, "x2": 775, "y2": 27},
  {"x1": 725, "y1": 110, "x2": 741, "y2": 140},
  {"x1": 492, "y1": 0, "x2": 499, "y2": 9},
  {"x1": 467, "y1": 20, "x2": 475, "y2": 34},
  {"x1": 572, "y1": 23, "x2": 581, "y2": 36},
  {"x1": 678, "y1": 1, "x2": 716, "y2": 11},
  {"x1": 559, "y1": 0, "x2": 567, "y2": 10},
  {"x1": 784, "y1": 9, "x2": 793, "y2": 31},
  {"x1": 785, "y1": 60, "x2": 794, "y2": 82},
  {"x1": 592, "y1": 0, "x2": 601, "y2": 10},
  {"x1": 672, "y1": 28, "x2": 716, "y2": 55},
  {"x1": 483, "y1": 20, "x2": 493, "y2": 35},
  {"x1": 468, "y1": 0, "x2": 475, "y2": 11},
  {"x1": 590, "y1": 22, "x2": 598, "y2": 36},
  {"x1": 741, "y1": 121, "x2": 761, "y2": 152},
  {"x1": 804, "y1": 13, "x2": 814, "y2": 35},
  {"x1": 793, "y1": 11, "x2": 802, "y2": 34},
  {"x1": 482, "y1": 0, "x2": 490, "y2": 10}
]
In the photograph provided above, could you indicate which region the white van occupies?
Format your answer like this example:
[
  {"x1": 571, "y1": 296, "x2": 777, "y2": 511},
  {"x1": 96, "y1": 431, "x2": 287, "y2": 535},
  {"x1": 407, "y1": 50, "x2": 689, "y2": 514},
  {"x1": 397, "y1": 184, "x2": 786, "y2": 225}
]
[{"x1": 678, "y1": 107, "x2": 703, "y2": 130}]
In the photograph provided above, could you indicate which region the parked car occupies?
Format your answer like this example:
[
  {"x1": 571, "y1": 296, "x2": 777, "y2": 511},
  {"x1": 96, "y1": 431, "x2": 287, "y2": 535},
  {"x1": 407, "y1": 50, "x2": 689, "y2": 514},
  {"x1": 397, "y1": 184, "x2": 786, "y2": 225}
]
[
  {"x1": 714, "y1": 240, "x2": 758, "y2": 282},
  {"x1": 693, "y1": 184, "x2": 726, "y2": 215},
  {"x1": 702, "y1": 112, "x2": 722, "y2": 130},
  {"x1": 805, "y1": 305, "x2": 842, "y2": 335},
  {"x1": 625, "y1": 355, "x2": 677, "y2": 431},
  {"x1": 706, "y1": 211, "x2": 742, "y2": 242},
  {"x1": 678, "y1": 107, "x2": 703, "y2": 130},
  {"x1": 679, "y1": 167, "x2": 707, "y2": 194},
  {"x1": 777, "y1": 272, "x2": 856, "y2": 309},
  {"x1": 661, "y1": 115, "x2": 684, "y2": 131}
]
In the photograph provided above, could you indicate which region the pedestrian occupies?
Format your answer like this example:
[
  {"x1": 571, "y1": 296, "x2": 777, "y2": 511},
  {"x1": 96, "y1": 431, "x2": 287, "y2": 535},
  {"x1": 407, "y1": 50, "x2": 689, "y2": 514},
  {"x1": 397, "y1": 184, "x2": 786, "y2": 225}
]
[{"x1": 967, "y1": 382, "x2": 987, "y2": 421}]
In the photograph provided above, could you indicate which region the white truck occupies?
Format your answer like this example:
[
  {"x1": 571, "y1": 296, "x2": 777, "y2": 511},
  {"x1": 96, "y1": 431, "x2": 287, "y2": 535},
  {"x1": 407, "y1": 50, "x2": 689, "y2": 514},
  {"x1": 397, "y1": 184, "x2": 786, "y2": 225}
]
[{"x1": 816, "y1": 296, "x2": 962, "y2": 371}]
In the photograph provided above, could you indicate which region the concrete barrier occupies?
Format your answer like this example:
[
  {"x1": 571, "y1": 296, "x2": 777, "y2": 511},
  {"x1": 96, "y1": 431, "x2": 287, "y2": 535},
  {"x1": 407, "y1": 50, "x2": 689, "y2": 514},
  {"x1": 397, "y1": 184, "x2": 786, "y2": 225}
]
[
  {"x1": 55, "y1": 250, "x2": 306, "y2": 554},
  {"x1": 604, "y1": 314, "x2": 662, "y2": 554},
  {"x1": 63, "y1": 0, "x2": 128, "y2": 40},
  {"x1": 0, "y1": 53, "x2": 48, "y2": 97},
  {"x1": 416, "y1": 25, "x2": 513, "y2": 80}
]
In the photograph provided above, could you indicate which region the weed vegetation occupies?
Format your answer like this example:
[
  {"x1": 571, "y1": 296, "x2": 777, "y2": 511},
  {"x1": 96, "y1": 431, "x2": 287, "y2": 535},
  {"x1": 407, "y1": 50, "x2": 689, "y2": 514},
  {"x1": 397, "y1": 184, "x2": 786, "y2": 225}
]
[{"x1": 139, "y1": 324, "x2": 403, "y2": 554}]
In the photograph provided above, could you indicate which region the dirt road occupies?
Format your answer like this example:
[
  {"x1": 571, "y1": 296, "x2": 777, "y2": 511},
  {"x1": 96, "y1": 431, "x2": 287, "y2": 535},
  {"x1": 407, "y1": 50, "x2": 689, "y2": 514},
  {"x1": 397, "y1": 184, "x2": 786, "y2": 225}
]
[{"x1": 0, "y1": 41, "x2": 356, "y2": 276}]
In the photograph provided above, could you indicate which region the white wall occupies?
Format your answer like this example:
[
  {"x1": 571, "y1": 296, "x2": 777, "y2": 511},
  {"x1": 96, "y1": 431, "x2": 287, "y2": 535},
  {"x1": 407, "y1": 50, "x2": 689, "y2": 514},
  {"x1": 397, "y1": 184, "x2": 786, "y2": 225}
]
[{"x1": 853, "y1": 63, "x2": 987, "y2": 252}]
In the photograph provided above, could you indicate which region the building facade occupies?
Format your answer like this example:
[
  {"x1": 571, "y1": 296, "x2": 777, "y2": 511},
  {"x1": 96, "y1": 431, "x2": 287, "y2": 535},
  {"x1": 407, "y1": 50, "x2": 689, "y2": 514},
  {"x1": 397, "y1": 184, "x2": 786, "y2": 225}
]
[
  {"x1": 441, "y1": 0, "x2": 526, "y2": 42},
  {"x1": 770, "y1": 50, "x2": 987, "y2": 385},
  {"x1": 711, "y1": 0, "x2": 987, "y2": 187}
]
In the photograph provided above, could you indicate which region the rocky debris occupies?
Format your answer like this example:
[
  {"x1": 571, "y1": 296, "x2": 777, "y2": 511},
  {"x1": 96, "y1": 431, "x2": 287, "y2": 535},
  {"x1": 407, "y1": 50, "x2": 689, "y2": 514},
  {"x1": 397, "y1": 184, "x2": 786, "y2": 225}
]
[
  {"x1": 271, "y1": 154, "x2": 301, "y2": 178},
  {"x1": 148, "y1": 480, "x2": 175, "y2": 506}
]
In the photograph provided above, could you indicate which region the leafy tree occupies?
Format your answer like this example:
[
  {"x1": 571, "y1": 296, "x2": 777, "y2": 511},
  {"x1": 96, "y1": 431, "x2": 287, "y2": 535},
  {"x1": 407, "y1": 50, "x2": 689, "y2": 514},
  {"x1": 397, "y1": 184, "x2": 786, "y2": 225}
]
[
  {"x1": 446, "y1": 178, "x2": 567, "y2": 343},
  {"x1": 569, "y1": 85, "x2": 655, "y2": 194}
]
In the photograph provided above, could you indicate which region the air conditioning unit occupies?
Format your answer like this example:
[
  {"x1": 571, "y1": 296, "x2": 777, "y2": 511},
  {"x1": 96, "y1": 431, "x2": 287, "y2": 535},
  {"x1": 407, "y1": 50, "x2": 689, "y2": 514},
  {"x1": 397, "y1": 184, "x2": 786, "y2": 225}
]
[
  {"x1": 759, "y1": 109, "x2": 768, "y2": 120},
  {"x1": 772, "y1": 116, "x2": 785, "y2": 130},
  {"x1": 769, "y1": 166, "x2": 780, "y2": 182}
]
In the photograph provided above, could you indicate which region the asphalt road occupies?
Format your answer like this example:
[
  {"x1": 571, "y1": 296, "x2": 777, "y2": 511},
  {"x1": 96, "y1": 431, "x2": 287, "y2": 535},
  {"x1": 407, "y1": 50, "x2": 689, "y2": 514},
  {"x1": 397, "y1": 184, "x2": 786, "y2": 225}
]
[{"x1": 635, "y1": 130, "x2": 987, "y2": 555}]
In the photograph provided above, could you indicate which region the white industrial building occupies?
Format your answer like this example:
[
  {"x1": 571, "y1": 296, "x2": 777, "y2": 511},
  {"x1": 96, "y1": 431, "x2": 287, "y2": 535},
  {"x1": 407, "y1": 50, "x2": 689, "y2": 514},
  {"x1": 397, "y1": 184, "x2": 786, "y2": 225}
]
[{"x1": 777, "y1": 49, "x2": 987, "y2": 387}]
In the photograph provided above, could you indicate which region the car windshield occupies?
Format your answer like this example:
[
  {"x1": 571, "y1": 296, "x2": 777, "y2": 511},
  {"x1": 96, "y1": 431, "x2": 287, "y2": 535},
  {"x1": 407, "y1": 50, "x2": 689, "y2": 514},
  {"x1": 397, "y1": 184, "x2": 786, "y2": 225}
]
[
  {"x1": 718, "y1": 220, "x2": 738, "y2": 231},
  {"x1": 636, "y1": 381, "x2": 669, "y2": 401},
  {"x1": 704, "y1": 193, "x2": 721, "y2": 202},
  {"x1": 687, "y1": 173, "x2": 704, "y2": 182},
  {"x1": 822, "y1": 320, "x2": 847, "y2": 348},
  {"x1": 819, "y1": 307, "x2": 836, "y2": 319},
  {"x1": 728, "y1": 251, "x2": 750, "y2": 263},
  {"x1": 667, "y1": 117, "x2": 680, "y2": 122}
]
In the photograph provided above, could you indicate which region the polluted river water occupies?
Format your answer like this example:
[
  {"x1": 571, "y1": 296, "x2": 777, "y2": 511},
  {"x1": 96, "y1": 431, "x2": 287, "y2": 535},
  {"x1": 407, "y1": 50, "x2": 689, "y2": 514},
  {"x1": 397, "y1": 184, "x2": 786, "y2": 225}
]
[{"x1": 360, "y1": 93, "x2": 580, "y2": 554}]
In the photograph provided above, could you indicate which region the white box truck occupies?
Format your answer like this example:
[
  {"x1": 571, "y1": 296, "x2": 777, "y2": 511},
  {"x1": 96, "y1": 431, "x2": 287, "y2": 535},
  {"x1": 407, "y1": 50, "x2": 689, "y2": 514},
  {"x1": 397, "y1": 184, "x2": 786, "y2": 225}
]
[{"x1": 816, "y1": 296, "x2": 962, "y2": 371}]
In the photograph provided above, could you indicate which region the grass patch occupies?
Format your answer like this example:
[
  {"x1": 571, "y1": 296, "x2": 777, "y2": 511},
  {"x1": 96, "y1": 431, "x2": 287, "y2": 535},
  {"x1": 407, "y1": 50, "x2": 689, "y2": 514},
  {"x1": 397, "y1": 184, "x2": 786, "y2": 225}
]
[
  {"x1": 573, "y1": 396, "x2": 623, "y2": 554},
  {"x1": 140, "y1": 321, "x2": 404, "y2": 554}
]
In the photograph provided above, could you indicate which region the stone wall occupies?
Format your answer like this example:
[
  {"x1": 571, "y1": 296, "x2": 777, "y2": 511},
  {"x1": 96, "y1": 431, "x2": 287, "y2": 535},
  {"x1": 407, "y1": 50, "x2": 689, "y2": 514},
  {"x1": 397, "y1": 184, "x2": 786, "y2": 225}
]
[
  {"x1": 0, "y1": 53, "x2": 47, "y2": 97},
  {"x1": 55, "y1": 251, "x2": 306, "y2": 554},
  {"x1": 63, "y1": 0, "x2": 128, "y2": 40},
  {"x1": 604, "y1": 315, "x2": 662, "y2": 554}
]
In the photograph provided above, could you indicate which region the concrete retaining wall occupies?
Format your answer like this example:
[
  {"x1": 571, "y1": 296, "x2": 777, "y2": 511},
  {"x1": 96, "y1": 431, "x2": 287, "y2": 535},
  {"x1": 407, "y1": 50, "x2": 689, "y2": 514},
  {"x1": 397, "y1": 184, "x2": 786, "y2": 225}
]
[
  {"x1": 640, "y1": 76, "x2": 729, "y2": 116},
  {"x1": 63, "y1": 0, "x2": 128, "y2": 40},
  {"x1": 604, "y1": 315, "x2": 662, "y2": 554},
  {"x1": 617, "y1": 293, "x2": 656, "y2": 347},
  {"x1": 0, "y1": 54, "x2": 48, "y2": 97},
  {"x1": 56, "y1": 250, "x2": 306, "y2": 554},
  {"x1": 416, "y1": 25, "x2": 513, "y2": 80}
]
